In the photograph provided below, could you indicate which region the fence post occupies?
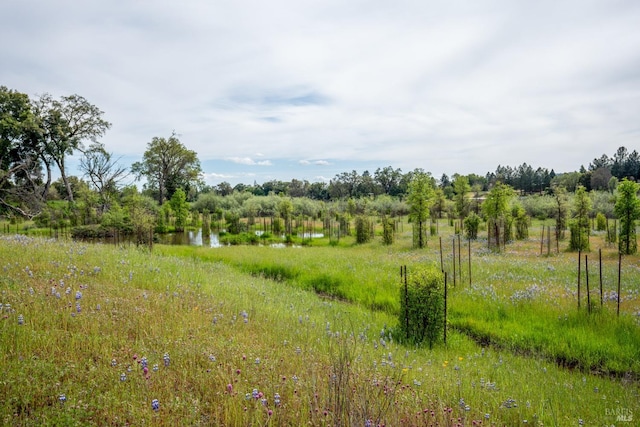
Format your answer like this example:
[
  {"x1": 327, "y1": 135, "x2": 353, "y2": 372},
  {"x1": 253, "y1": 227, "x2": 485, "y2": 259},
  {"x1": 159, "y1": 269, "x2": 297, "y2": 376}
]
[{"x1": 443, "y1": 271, "x2": 447, "y2": 346}]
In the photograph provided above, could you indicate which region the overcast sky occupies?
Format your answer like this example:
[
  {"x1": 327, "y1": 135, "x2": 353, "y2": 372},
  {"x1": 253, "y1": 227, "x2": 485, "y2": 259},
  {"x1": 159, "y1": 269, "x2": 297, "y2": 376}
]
[{"x1": 2, "y1": 0, "x2": 639, "y2": 186}]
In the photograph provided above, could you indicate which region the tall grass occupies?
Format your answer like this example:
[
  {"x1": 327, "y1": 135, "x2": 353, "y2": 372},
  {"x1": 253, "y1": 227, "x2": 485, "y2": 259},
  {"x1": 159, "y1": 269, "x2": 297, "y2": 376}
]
[
  {"x1": 0, "y1": 235, "x2": 638, "y2": 425},
  {"x1": 154, "y1": 219, "x2": 640, "y2": 380}
]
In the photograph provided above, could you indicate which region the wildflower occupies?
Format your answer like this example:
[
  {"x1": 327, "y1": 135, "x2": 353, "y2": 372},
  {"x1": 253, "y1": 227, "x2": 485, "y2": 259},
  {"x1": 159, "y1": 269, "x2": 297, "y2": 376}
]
[
  {"x1": 140, "y1": 357, "x2": 148, "y2": 369},
  {"x1": 120, "y1": 373, "x2": 127, "y2": 381},
  {"x1": 255, "y1": 358, "x2": 260, "y2": 365},
  {"x1": 274, "y1": 393, "x2": 281, "y2": 406},
  {"x1": 209, "y1": 354, "x2": 216, "y2": 362},
  {"x1": 111, "y1": 359, "x2": 117, "y2": 367},
  {"x1": 227, "y1": 383, "x2": 233, "y2": 393},
  {"x1": 76, "y1": 303, "x2": 81, "y2": 313},
  {"x1": 268, "y1": 409, "x2": 273, "y2": 416},
  {"x1": 163, "y1": 353, "x2": 170, "y2": 367},
  {"x1": 153, "y1": 364, "x2": 159, "y2": 372},
  {"x1": 59, "y1": 394, "x2": 67, "y2": 404},
  {"x1": 252, "y1": 389, "x2": 259, "y2": 399},
  {"x1": 17, "y1": 314, "x2": 24, "y2": 325},
  {"x1": 151, "y1": 399, "x2": 160, "y2": 411},
  {"x1": 75, "y1": 291, "x2": 82, "y2": 300}
]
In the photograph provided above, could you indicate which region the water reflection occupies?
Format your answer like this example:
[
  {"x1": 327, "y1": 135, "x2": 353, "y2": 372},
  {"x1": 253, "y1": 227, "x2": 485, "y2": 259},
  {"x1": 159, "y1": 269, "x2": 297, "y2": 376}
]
[
  {"x1": 156, "y1": 229, "x2": 222, "y2": 247},
  {"x1": 156, "y1": 229, "x2": 324, "y2": 247}
]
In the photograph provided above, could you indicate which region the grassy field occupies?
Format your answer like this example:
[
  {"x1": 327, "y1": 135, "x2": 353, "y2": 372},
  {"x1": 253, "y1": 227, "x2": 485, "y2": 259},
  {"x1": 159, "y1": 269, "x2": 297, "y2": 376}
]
[{"x1": 1, "y1": 220, "x2": 639, "y2": 425}]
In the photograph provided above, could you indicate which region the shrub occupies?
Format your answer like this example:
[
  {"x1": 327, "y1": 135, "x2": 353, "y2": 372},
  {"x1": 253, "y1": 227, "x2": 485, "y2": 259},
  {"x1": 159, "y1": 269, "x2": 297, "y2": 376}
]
[
  {"x1": 595, "y1": 213, "x2": 607, "y2": 231},
  {"x1": 464, "y1": 212, "x2": 480, "y2": 240},
  {"x1": 355, "y1": 215, "x2": 373, "y2": 244},
  {"x1": 569, "y1": 219, "x2": 590, "y2": 251},
  {"x1": 398, "y1": 266, "x2": 445, "y2": 348},
  {"x1": 382, "y1": 216, "x2": 394, "y2": 245}
]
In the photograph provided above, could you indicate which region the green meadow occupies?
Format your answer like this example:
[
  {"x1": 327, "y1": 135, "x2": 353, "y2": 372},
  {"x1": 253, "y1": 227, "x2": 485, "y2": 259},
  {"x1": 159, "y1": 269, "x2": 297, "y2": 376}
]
[{"x1": 1, "y1": 219, "x2": 639, "y2": 425}]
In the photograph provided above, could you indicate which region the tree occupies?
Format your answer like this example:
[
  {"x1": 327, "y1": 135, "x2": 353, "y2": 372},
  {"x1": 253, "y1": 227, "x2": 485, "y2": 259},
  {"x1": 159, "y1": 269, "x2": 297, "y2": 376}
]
[
  {"x1": 131, "y1": 133, "x2": 202, "y2": 204},
  {"x1": 79, "y1": 142, "x2": 129, "y2": 214},
  {"x1": 614, "y1": 179, "x2": 640, "y2": 255},
  {"x1": 568, "y1": 185, "x2": 591, "y2": 251},
  {"x1": 169, "y1": 188, "x2": 189, "y2": 232},
  {"x1": 0, "y1": 86, "x2": 46, "y2": 218},
  {"x1": 482, "y1": 183, "x2": 515, "y2": 251},
  {"x1": 452, "y1": 175, "x2": 471, "y2": 223},
  {"x1": 407, "y1": 171, "x2": 434, "y2": 248},
  {"x1": 590, "y1": 167, "x2": 612, "y2": 191},
  {"x1": 35, "y1": 93, "x2": 111, "y2": 202},
  {"x1": 551, "y1": 184, "x2": 569, "y2": 240},
  {"x1": 374, "y1": 166, "x2": 403, "y2": 196}
]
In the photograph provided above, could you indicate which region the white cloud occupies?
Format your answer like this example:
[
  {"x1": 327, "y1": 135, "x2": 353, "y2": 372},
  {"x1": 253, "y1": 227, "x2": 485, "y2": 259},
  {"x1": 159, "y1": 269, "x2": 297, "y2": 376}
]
[{"x1": 225, "y1": 157, "x2": 273, "y2": 166}]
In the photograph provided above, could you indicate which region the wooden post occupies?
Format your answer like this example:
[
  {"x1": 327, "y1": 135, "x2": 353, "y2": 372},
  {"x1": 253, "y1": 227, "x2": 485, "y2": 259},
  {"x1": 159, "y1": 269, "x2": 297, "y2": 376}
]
[
  {"x1": 468, "y1": 238, "x2": 472, "y2": 287},
  {"x1": 457, "y1": 234, "x2": 462, "y2": 284},
  {"x1": 577, "y1": 250, "x2": 581, "y2": 310},
  {"x1": 452, "y1": 238, "x2": 456, "y2": 288},
  {"x1": 585, "y1": 254, "x2": 590, "y2": 314},
  {"x1": 439, "y1": 236, "x2": 444, "y2": 272},
  {"x1": 540, "y1": 226, "x2": 545, "y2": 255},
  {"x1": 402, "y1": 266, "x2": 409, "y2": 340},
  {"x1": 599, "y1": 248, "x2": 603, "y2": 308},
  {"x1": 547, "y1": 226, "x2": 551, "y2": 255},
  {"x1": 617, "y1": 253, "x2": 622, "y2": 317},
  {"x1": 443, "y1": 271, "x2": 447, "y2": 345}
]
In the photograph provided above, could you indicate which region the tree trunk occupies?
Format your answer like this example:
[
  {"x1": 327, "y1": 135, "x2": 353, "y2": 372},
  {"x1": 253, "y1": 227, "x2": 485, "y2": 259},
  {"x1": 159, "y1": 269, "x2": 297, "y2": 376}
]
[{"x1": 56, "y1": 158, "x2": 74, "y2": 202}]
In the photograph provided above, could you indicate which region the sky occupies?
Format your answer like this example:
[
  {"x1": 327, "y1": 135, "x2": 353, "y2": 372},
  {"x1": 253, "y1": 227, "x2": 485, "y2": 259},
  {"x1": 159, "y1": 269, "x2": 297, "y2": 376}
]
[{"x1": 2, "y1": 0, "x2": 640, "y2": 187}]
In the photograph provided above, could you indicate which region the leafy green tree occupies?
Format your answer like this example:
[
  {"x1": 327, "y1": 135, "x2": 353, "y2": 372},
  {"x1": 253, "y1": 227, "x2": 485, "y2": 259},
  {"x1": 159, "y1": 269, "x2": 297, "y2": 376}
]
[
  {"x1": 169, "y1": 188, "x2": 189, "y2": 232},
  {"x1": 614, "y1": 179, "x2": 640, "y2": 255},
  {"x1": 35, "y1": 93, "x2": 111, "y2": 202},
  {"x1": 482, "y1": 183, "x2": 515, "y2": 250},
  {"x1": 463, "y1": 212, "x2": 480, "y2": 240},
  {"x1": 278, "y1": 198, "x2": 293, "y2": 235},
  {"x1": 121, "y1": 186, "x2": 158, "y2": 244},
  {"x1": 569, "y1": 185, "x2": 591, "y2": 251},
  {"x1": 407, "y1": 171, "x2": 434, "y2": 248},
  {"x1": 0, "y1": 86, "x2": 45, "y2": 218},
  {"x1": 551, "y1": 185, "x2": 569, "y2": 240},
  {"x1": 131, "y1": 133, "x2": 202, "y2": 204},
  {"x1": 452, "y1": 175, "x2": 471, "y2": 224},
  {"x1": 374, "y1": 166, "x2": 403, "y2": 196}
]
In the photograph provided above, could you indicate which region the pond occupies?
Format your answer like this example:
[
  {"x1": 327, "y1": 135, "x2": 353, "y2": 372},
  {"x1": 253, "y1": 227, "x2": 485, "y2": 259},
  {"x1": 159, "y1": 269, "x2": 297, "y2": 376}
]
[
  {"x1": 155, "y1": 229, "x2": 223, "y2": 247},
  {"x1": 154, "y1": 230, "x2": 325, "y2": 247}
]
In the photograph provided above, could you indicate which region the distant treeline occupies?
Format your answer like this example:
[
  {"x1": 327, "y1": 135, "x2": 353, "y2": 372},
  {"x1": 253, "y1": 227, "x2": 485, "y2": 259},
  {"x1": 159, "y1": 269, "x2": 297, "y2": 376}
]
[{"x1": 203, "y1": 146, "x2": 638, "y2": 201}]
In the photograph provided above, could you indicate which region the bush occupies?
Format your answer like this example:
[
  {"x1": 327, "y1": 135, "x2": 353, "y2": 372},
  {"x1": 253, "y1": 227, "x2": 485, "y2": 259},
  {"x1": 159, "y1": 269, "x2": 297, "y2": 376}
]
[
  {"x1": 382, "y1": 217, "x2": 394, "y2": 245},
  {"x1": 354, "y1": 215, "x2": 373, "y2": 244},
  {"x1": 569, "y1": 219, "x2": 590, "y2": 251},
  {"x1": 464, "y1": 212, "x2": 480, "y2": 240},
  {"x1": 596, "y1": 213, "x2": 607, "y2": 231},
  {"x1": 398, "y1": 266, "x2": 445, "y2": 348}
]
